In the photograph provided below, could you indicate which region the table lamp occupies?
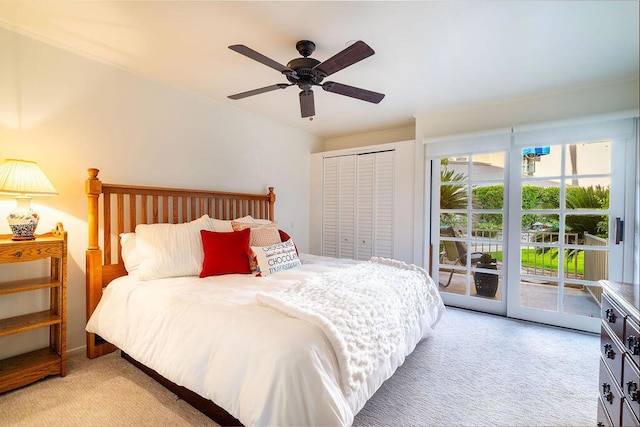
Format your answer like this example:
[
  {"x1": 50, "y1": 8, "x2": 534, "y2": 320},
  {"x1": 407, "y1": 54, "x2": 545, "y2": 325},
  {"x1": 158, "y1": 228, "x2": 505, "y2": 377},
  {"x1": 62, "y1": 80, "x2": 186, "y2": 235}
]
[{"x1": 0, "y1": 159, "x2": 58, "y2": 240}]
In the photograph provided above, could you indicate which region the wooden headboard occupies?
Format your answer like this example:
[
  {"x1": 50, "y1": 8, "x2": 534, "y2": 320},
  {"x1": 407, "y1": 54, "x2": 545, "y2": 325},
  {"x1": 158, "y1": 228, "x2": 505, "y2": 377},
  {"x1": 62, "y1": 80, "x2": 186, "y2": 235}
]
[{"x1": 85, "y1": 168, "x2": 276, "y2": 358}]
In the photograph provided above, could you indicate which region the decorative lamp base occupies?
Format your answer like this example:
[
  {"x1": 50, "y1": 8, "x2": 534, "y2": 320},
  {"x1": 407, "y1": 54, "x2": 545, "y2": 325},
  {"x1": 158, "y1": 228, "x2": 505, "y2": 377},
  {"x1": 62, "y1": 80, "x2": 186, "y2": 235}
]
[{"x1": 7, "y1": 197, "x2": 39, "y2": 241}]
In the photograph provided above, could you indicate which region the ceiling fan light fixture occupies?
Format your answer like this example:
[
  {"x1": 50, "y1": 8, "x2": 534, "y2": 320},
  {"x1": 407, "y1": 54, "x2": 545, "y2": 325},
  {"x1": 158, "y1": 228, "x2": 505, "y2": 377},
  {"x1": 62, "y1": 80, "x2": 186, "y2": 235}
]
[{"x1": 228, "y1": 39, "x2": 384, "y2": 119}]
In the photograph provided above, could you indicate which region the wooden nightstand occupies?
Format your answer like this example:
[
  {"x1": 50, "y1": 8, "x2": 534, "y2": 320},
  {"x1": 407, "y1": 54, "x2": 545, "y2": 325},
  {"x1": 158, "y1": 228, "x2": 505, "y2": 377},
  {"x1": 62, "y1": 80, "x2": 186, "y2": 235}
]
[{"x1": 0, "y1": 223, "x2": 67, "y2": 393}]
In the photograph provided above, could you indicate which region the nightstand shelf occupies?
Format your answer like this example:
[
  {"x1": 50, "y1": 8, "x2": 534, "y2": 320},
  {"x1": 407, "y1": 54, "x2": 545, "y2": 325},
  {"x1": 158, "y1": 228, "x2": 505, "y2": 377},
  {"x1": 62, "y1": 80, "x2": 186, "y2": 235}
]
[
  {"x1": 0, "y1": 224, "x2": 67, "y2": 394},
  {"x1": 0, "y1": 277, "x2": 63, "y2": 295},
  {"x1": 0, "y1": 311, "x2": 62, "y2": 337}
]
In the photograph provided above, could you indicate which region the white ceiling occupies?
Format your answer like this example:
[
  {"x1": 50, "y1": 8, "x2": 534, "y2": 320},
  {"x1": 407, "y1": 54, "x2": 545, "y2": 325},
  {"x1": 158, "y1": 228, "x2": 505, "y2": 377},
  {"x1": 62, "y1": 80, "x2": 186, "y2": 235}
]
[{"x1": 0, "y1": 1, "x2": 638, "y2": 139}]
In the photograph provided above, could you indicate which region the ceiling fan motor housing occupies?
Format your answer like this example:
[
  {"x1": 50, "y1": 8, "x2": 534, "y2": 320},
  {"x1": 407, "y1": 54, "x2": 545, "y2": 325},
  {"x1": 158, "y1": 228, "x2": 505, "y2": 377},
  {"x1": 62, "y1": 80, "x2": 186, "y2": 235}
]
[{"x1": 286, "y1": 57, "x2": 324, "y2": 89}]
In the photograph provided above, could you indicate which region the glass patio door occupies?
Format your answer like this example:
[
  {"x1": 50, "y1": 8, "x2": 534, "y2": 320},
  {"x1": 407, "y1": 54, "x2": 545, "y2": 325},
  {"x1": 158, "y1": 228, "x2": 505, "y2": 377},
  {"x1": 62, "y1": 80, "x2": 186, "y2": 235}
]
[
  {"x1": 433, "y1": 152, "x2": 508, "y2": 315},
  {"x1": 429, "y1": 115, "x2": 636, "y2": 331},
  {"x1": 506, "y1": 138, "x2": 630, "y2": 333}
]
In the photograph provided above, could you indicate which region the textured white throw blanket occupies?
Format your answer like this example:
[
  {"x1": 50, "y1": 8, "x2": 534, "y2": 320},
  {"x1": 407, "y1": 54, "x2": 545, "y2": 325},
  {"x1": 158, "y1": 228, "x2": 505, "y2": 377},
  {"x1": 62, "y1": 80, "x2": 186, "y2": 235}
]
[{"x1": 256, "y1": 257, "x2": 436, "y2": 395}]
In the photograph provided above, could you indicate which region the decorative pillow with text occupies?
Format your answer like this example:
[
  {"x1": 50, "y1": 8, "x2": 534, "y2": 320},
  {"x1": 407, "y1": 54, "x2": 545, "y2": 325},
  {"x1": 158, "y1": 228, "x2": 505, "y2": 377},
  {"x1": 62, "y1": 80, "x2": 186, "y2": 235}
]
[{"x1": 251, "y1": 239, "x2": 301, "y2": 277}]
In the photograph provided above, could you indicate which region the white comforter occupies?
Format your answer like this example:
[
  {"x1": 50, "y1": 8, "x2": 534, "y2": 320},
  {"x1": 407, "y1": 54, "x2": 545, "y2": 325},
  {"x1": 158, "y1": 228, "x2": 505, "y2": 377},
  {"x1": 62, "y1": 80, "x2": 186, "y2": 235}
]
[{"x1": 86, "y1": 254, "x2": 445, "y2": 426}]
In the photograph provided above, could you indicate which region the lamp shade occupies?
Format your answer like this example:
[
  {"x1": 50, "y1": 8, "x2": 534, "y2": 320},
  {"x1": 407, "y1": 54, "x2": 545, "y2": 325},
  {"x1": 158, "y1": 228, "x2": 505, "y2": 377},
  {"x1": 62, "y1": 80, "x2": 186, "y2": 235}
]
[{"x1": 0, "y1": 159, "x2": 58, "y2": 196}]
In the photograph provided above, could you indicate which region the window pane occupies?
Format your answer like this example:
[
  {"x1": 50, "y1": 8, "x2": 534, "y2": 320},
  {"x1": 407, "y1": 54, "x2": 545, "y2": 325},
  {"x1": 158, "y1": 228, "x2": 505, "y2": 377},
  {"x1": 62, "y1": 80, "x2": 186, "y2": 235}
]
[
  {"x1": 521, "y1": 214, "x2": 560, "y2": 242},
  {"x1": 473, "y1": 185, "x2": 504, "y2": 210},
  {"x1": 522, "y1": 181, "x2": 560, "y2": 210},
  {"x1": 522, "y1": 144, "x2": 560, "y2": 178},
  {"x1": 565, "y1": 184, "x2": 610, "y2": 210},
  {"x1": 565, "y1": 214, "x2": 609, "y2": 244},
  {"x1": 521, "y1": 281, "x2": 558, "y2": 312},
  {"x1": 471, "y1": 152, "x2": 505, "y2": 181},
  {"x1": 440, "y1": 213, "x2": 468, "y2": 230},
  {"x1": 520, "y1": 245, "x2": 559, "y2": 278},
  {"x1": 440, "y1": 183, "x2": 469, "y2": 210},
  {"x1": 565, "y1": 141, "x2": 611, "y2": 177},
  {"x1": 562, "y1": 281, "x2": 601, "y2": 318}
]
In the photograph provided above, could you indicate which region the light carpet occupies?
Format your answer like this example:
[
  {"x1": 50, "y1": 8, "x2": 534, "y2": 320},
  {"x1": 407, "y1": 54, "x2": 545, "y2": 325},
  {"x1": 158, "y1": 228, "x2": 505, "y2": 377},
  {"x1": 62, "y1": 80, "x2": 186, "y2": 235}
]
[{"x1": 0, "y1": 307, "x2": 599, "y2": 426}]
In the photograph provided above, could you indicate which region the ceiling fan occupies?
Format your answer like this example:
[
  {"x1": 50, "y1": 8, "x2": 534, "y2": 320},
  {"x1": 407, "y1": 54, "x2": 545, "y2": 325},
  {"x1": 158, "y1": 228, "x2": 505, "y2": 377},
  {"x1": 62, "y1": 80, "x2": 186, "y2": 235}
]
[{"x1": 227, "y1": 40, "x2": 385, "y2": 119}]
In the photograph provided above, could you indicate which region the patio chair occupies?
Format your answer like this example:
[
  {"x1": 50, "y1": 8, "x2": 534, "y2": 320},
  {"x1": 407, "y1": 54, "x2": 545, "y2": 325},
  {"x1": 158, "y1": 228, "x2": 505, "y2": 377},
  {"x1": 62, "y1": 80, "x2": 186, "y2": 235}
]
[{"x1": 439, "y1": 226, "x2": 483, "y2": 287}]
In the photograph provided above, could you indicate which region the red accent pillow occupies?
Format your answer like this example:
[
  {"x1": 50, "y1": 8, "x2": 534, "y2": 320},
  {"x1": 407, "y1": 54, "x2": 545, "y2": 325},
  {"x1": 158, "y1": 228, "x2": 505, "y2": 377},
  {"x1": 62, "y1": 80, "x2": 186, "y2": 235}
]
[
  {"x1": 278, "y1": 230, "x2": 299, "y2": 255},
  {"x1": 200, "y1": 229, "x2": 252, "y2": 277}
]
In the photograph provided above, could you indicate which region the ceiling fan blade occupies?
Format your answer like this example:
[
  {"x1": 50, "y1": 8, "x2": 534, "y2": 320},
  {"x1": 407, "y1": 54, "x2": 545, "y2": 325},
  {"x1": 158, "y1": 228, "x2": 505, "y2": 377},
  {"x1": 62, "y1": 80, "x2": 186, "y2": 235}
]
[
  {"x1": 313, "y1": 40, "x2": 375, "y2": 77},
  {"x1": 229, "y1": 44, "x2": 294, "y2": 75},
  {"x1": 228, "y1": 83, "x2": 291, "y2": 100},
  {"x1": 299, "y1": 90, "x2": 315, "y2": 118},
  {"x1": 322, "y1": 81, "x2": 385, "y2": 104}
]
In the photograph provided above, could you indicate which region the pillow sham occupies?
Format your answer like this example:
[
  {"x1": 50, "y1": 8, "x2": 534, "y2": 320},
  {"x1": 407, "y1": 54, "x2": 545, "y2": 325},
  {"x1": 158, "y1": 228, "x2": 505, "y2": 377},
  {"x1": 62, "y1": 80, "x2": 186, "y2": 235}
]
[
  {"x1": 251, "y1": 239, "x2": 301, "y2": 277},
  {"x1": 231, "y1": 221, "x2": 281, "y2": 245},
  {"x1": 231, "y1": 221, "x2": 281, "y2": 270},
  {"x1": 232, "y1": 215, "x2": 273, "y2": 225},
  {"x1": 135, "y1": 215, "x2": 213, "y2": 281},
  {"x1": 200, "y1": 229, "x2": 252, "y2": 277},
  {"x1": 119, "y1": 232, "x2": 142, "y2": 274},
  {"x1": 252, "y1": 218, "x2": 274, "y2": 225},
  {"x1": 206, "y1": 217, "x2": 234, "y2": 232}
]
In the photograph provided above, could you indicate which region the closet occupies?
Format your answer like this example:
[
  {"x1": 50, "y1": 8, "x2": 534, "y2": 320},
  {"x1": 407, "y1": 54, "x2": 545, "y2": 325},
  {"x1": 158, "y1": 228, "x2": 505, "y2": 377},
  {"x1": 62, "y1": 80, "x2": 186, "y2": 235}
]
[{"x1": 321, "y1": 150, "x2": 394, "y2": 260}]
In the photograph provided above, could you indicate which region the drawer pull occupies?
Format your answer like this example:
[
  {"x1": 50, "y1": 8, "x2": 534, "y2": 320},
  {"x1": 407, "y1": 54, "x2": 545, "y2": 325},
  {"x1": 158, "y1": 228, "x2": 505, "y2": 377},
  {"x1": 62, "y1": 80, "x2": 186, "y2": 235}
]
[
  {"x1": 597, "y1": 423, "x2": 604, "y2": 427},
  {"x1": 602, "y1": 382, "x2": 614, "y2": 403},
  {"x1": 605, "y1": 308, "x2": 616, "y2": 323},
  {"x1": 628, "y1": 335, "x2": 640, "y2": 355},
  {"x1": 14, "y1": 251, "x2": 23, "y2": 258},
  {"x1": 627, "y1": 381, "x2": 639, "y2": 401},
  {"x1": 603, "y1": 343, "x2": 615, "y2": 359}
]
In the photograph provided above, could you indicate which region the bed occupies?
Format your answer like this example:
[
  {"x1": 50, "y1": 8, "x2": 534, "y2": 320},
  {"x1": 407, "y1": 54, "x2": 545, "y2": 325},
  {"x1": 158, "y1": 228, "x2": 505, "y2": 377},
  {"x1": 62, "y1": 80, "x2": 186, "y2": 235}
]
[{"x1": 84, "y1": 168, "x2": 445, "y2": 426}]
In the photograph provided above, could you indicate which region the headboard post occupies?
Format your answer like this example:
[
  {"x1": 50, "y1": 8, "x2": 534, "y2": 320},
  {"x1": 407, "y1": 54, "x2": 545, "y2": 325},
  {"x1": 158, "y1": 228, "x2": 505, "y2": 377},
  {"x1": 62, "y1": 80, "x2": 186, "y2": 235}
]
[
  {"x1": 86, "y1": 168, "x2": 102, "y2": 250},
  {"x1": 268, "y1": 187, "x2": 276, "y2": 221},
  {"x1": 85, "y1": 168, "x2": 116, "y2": 358}
]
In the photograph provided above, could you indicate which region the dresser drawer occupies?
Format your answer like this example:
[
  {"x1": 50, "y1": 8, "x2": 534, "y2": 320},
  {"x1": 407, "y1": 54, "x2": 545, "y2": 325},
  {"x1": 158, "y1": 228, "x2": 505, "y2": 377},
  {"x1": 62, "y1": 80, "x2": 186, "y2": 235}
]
[
  {"x1": 603, "y1": 294, "x2": 626, "y2": 343},
  {"x1": 602, "y1": 323, "x2": 625, "y2": 381},
  {"x1": 622, "y1": 398, "x2": 640, "y2": 427},
  {"x1": 600, "y1": 358, "x2": 624, "y2": 426},
  {"x1": 626, "y1": 319, "x2": 640, "y2": 367},
  {"x1": 623, "y1": 355, "x2": 640, "y2": 422},
  {"x1": 598, "y1": 395, "x2": 614, "y2": 427}
]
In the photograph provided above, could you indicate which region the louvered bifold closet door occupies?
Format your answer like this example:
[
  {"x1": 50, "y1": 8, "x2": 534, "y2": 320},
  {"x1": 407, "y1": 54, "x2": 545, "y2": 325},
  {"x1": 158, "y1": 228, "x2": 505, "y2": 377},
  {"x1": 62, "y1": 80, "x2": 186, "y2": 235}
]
[
  {"x1": 337, "y1": 156, "x2": 357, "y2": 258},
  {"x1": 356, "y1": 153, "x2": 375, "y2": 260},
  {"x1": 373, "y1": 151, "x2": 394, "y2": 258},
  {"x1": 322, "y1": 157, "x2": 339, "y2": 257},
  {"x1": 322, "y1": 150, "x2": 395, "y2": 260}
]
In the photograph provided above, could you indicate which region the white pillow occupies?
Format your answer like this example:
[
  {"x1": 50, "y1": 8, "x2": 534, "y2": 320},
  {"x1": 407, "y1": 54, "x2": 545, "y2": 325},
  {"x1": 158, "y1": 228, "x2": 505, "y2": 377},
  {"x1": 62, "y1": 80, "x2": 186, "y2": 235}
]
[
  {"x1": 251, "y1": 239, "x2": 301, "y2": 276},
  {"x1": 252, "y1": 218, "x2": 274, "y2": 225},
  {"x1": 233, "y1": 215, "x2": 255, "y2": 223},
  {"x1": 207, "y1": 217, "x2": 234, "y2": 232},
  {"x1": 135, "y1": 215, "x2": 213, "y2": 280},
  {"x1": 232, "y1": 215, "x2": 273, "y2": 225},
  {"x1": 119, "y1": 232, "x2": 141, "y2": 275}
]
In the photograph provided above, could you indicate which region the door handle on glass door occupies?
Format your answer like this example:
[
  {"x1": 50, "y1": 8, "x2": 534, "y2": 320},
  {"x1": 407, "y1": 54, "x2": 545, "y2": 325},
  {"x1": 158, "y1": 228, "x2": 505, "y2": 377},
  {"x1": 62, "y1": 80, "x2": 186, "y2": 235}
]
[{"x1": 615, "y1": 217, "x2": 624, "y2": 244}]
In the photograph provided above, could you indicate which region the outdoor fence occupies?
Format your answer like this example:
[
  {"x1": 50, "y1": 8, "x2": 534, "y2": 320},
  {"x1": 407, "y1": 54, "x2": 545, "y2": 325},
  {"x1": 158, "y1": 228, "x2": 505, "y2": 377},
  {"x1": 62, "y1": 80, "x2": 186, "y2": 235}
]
[{"x1": 583, "y1": 232, "x2": 608, "y2": 303}]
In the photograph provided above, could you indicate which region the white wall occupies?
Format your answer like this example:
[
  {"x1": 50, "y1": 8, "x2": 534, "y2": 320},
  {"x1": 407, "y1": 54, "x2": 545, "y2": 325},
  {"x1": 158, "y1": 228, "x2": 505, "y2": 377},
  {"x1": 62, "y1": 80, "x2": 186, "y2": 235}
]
[
  {"x1": 309, "y1": 140, "x2": 415, "y2": 264},
  {"x1": 322, "y1": 125, "x2": 415, "y2": 152},
  {"x1": 0, "y1": 28, "x2": 321, "y2": 358}
]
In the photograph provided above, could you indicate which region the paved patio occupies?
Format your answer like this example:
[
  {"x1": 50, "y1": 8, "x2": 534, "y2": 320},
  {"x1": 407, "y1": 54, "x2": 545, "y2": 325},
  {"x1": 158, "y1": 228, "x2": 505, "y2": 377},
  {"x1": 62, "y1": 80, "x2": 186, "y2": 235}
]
[{"x1": 437, "y1": 270, "x2": 601, "y2": 318}]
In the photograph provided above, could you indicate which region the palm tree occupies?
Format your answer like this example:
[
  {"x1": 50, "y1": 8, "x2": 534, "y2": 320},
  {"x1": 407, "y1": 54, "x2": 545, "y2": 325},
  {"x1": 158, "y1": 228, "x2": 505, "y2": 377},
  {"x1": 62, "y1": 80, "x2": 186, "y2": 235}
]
[{"x1": 439, "y1": 163, "x2": 468, "y2": 227}]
